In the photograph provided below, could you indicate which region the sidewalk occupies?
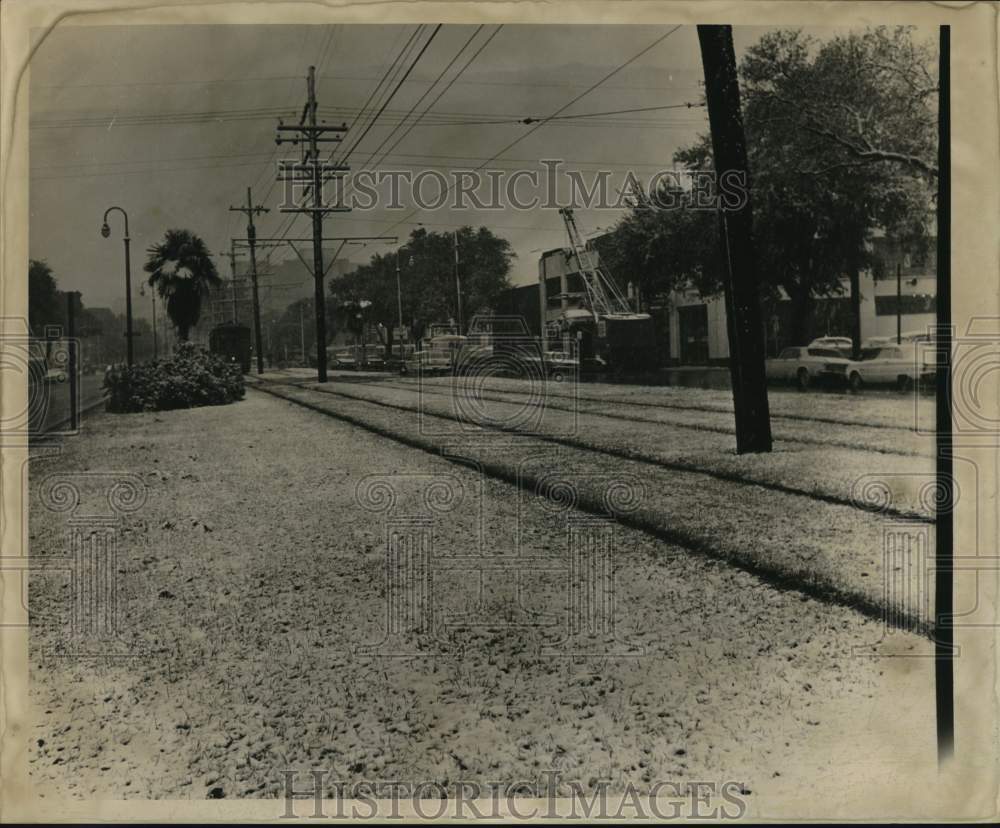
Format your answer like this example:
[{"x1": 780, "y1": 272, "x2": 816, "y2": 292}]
[{"x1": 29, "y1": 392, "x2": 933, "y2": 799}]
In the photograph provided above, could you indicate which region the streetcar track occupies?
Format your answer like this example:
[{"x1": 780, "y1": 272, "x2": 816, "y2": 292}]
[
  {"x1": 249, "y1": 378, "x2": 929, "y2": 635},
  {"x1": 379, "y1": 376, "x2": 925, "y2": 434},
  {"x1": 253, "y1": 376, "x2": 934, "y2": 524},
  {"x1": 291, "y1": 374, "x2": 930, "y2": 458}
]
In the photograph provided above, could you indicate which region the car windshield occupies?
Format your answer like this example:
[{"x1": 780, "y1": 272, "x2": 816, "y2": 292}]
[
  {"x1": 807, "y1": 348, "x2": 841, "y2": 358},
  {"x1": 860, "y1": 348, "x2": 884, "y2": 361}
]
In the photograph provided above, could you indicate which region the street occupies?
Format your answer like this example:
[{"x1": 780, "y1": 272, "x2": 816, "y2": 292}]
[{"x1": 31, "y1": 373, "x2": 106, "y2": 435}]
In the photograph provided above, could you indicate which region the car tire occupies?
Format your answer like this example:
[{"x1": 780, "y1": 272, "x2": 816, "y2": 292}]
[
  {"x1": 550, "y1": 369, "x2": 565, "y2": 383},
  {"x1": 897, "y1": 375, "x2": 914, "y2": 393},
  {"x1": 796, "y1": 368, "x2": 810, "y2": 391},
  {"x1": 848, "y1": 371, "x2": 863, "y2": 392}
]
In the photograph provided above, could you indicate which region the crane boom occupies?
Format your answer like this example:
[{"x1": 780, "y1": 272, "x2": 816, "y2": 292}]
[{"x1": 558, "y1": 208, "x2": 634, "y2": 318}]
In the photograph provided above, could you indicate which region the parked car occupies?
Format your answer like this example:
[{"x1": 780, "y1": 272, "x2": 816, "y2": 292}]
[
  {"x1": 405, "y1": 334, "x2": 468, "y2": 375},
  {"x1": 765, "y1": 345, "x2": 850, "y2": 390},
  {"x1": 521, "y1": 350, "x2": 579, "y2": 382},
  {"x1": 840, "y1": 343, "x2": 936, "y2": 391},
  {"x1": 388, "y1": 343, "x2": 416, "y2": 374},
  {"x1": 329, "y1": 348, "x2": 357, "y2": 370},
  {"x1": 361, "y1": 352, "x2": 385, "y2": 371},
  {"x1": 863, "y1": 331, "x2": 935, "y2": 350},
  {"x1": 808, "y1": 336, "x2": 853, "y2": 357}
]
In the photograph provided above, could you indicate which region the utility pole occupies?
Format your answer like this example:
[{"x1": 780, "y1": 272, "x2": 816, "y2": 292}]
[
  {"x1": 212, "y1": 246, "x2": 247, "y2": 326},
  {"x1": 453, "y1": 230, "x2": 463, "y2": 334},
  {"x1": 396, "y1": 249, "x2": 404, "y2": 334},
  {"x1": 230, "y1": 187, "x2": 270, "y2": 374},
  {"x1": 300, "y1": 300, "x2": 307, "y2": 364},
  {"x1": 66, "y1": 291, "x2": 79, "y2": 430},
  {"x1": 275, "y1": 66, "x2": 349, "y2": 383},
  {"x1": 896, "y1": 260, "x2": 902, "y2": 344},
  {"x1": 697, "y1": 24, "x2": 772, "y2": 454},
  {"x1": 151, "y1": 290, "x2": 158, "y2": 360},
  {"x1": 229, "y1": 241, "x2": 239, "y2": 324}
]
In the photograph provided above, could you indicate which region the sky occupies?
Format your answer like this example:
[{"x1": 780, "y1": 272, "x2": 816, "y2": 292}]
[{"x1": 27, "y1": 23, "x2": 848, "y2": 318}]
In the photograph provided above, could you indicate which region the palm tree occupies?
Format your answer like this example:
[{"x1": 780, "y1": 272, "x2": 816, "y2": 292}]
[{"x1": 144, "y1": 229, "x2": 220, "y2": 341}]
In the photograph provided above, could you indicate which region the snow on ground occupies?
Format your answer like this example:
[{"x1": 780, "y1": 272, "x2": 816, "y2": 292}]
[{"x1": 29, "y1": 391, "x2": 935, "y2": 805}]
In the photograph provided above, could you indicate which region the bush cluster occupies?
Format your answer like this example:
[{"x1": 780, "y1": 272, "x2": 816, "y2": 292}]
[{"x1": 104, "y1": 343, "x2": 245, "y2": 413}]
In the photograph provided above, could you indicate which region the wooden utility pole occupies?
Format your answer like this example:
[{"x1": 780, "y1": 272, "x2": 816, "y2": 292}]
[
  {"x1": 275, "y1": 66, "x2": 349, "y2": 383},
  {"x1": 300, "y1": 300, "x2": 307, "y2": 364},
  {"x1": 230, "y1": 187, "x2": 270, "y2": 374},
  {"x1": 453, "y1": 230, "x2": 463, "y2": 334},
  {"x1": 66, "y1": 291, "x2": 79, "y2": 430},
  {"x1": 697, "y1": 24, "x2": 772, "y2": 454},
  {"x1": 896, "y1": 261, "x2": 903, "y2": 344},
  {"x1": 225, "y1": 242, "x2": 240, "y2": 324}
]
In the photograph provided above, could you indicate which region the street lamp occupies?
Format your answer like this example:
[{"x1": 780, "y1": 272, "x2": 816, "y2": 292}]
[{"x1": 100, "y1": 206, "x2": 135, "y2": 367}]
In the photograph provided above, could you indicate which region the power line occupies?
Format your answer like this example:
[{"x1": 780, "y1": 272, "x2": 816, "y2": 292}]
[
  {"x1": 266, "y1": 25, "x2": 444, "y2": 270},
  {"x1": 34, "y1": 74, "x2": 702, "y2": 93},
  {"x1": 332, "y1": 26, "x2": 424, "y2": 163},
  {"x1": 359, "y1": 25, "x2": 504, "y2": 171},
  {"x1": 333, "y1": 25, "x2": 499, "y2": 209},
  {"x1": 336, "y1": 24, "x2": 443, "y2": 162},
  {"x1": 256, "y1": 27, "x2": 423, "y2": 264},
  {"x1": 355, "y1": 25, "x2": 486, "y2": 170},
  {"x1": 378, "y1": 24, "x2": 684, "y2": 237}
]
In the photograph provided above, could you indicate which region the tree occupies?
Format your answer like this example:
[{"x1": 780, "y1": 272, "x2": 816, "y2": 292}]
[
  {"x1": 144, "y1": 229, "x2": 221, "y2": 341},
  {"x1": 329, "y1": 226, "x2": 514, "y2": 354},
  {"x1": 739, "y1": 26, "x2": 936, "y2": 354},
  {"x1": 29, "y1": 259, "x2": 61, "y2": 337},
  {"x1": 742, "y1": 27, "x2": 937, "y2": 179},
  {"x1": 599, "y1": 179, "x2": 725, "y2": 305},
  {"x1": 611, "y1": 27, "x2": 936, "y2": 353}
]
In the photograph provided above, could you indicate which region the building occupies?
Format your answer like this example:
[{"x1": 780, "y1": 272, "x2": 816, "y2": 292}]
[
  {"x1": 504, "y1": 235, "x2": 938, "y2": 368},
  {"x1": 665, "y1": 235, "x2": 937, "y2": 364}
]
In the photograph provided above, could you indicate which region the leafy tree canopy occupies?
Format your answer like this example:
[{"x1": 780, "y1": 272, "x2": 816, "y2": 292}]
[{"x1": 329, "y1": 226, "x2": 514, "y2": 347}]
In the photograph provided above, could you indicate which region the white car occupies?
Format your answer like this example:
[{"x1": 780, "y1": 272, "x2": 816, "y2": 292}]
[
  {"x1": 808, "y1": 336, "x2": 853, "y2": 357},
  {"x1": 766, "y1": 345, "x2": 850, "y2": 390},
  {"x1": 843, "y1": 343, "x2": 936, "y2": 391}
]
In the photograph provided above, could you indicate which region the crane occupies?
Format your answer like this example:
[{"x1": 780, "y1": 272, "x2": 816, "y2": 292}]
[{"x1": 558, "y1": 207, "x2": 635, "y2": 320}]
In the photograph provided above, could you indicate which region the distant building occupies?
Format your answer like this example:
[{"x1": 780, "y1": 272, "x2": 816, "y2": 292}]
[
  {"x1": 666, "y1": 235, "x2": 937, "y2": 364},
  {"x1": 503, "y1": 236, "x2": 938, "y2": 367}
]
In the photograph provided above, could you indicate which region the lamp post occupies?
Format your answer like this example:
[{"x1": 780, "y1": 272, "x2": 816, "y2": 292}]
[
  {"x1": 100, "y1": 206, "x2": 135, "y2": 367},
  {"x1": 395, "y1": 249, "x2": 404, "y2": 334}
]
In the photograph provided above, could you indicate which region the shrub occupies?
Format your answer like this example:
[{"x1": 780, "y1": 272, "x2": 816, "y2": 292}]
[{"x1": 104, "y1": 343, "x2": 245, "y2": 413}]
